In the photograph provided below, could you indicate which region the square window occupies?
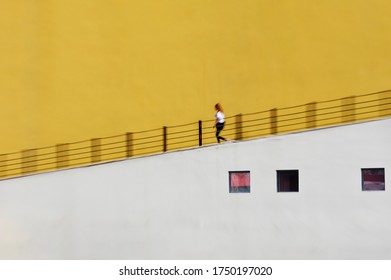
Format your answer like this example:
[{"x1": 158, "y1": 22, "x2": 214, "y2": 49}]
[
  {"x1": 229, "y1": 171, "x2": 250, "y2": 193},
  {"x1": 362, "y1": 168, "x2": 385, "y2": 191},
  {"x1": 277, "y1": 170, "x2": 299, "y2": 192}
]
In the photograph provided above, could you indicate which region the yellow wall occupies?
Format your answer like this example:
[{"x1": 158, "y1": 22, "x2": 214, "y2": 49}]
[{"x1": 1, "y1": 0, "x2": 391, "y2": 154}]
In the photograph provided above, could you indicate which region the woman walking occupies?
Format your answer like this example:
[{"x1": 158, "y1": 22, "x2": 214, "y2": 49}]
[{"x1": 213, "y1": 103, "x2": 227, "y2": 143}]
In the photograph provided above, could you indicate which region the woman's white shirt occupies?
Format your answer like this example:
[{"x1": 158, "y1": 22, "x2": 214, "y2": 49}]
[{"x1": 215, "y1": 111, "x2": 225, "y2": 123}]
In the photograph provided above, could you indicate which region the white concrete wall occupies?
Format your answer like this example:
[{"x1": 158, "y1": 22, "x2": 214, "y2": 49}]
[{"x1": 0, "y1": 119, "x2": 391, "y2": 259}]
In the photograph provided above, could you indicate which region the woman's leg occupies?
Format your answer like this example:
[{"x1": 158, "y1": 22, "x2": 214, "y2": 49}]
[
  {"x1": 216, "y1": 128, "x2": 221, "y2": 143},
  {"x1": 215, "y1": 123, "x2": 226, "y2": 143}
]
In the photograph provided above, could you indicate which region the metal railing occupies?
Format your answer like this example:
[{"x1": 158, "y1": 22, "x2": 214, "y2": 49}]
[{"x1": 1, "y1": 90, "x2": 390, "y2": 180}]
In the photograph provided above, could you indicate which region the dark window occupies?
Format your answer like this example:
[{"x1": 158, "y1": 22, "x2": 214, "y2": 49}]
[
  {"x1": 362, "y1": 168, "x2": 385, "y2": 191},
  {"x1": 229, "y1": 171, "x2": 250, "y2": 193},
  {"x1": 277, "y1": 170, "x2": 299, "y2": 192}
]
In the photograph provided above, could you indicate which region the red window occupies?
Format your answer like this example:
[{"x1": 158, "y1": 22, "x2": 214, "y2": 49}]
[
  {"x1": 362, "y1": 168, "x2": 385, "y2": 191},
  {"x1": 229, "y1": 171, "x2": 250, "y2": 193}
]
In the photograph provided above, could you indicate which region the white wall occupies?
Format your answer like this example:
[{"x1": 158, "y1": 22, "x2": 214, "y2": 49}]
[{"x1": 0, "y1": 118, "x2": 390, "y2": 259}]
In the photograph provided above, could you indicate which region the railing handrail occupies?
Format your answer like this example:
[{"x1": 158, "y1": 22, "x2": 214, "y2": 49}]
[{"x1": 1, "y1": 89, "x2": 390, "y2": 180}]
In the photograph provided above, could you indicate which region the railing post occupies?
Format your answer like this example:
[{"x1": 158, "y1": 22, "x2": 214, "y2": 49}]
[
  {"x1": 91, "y1": 138, "x2": 101, "y2": 163},
  {"x1": 341, "y1": 96, "x2": 356, "y2": 123},
  {"x1": 126, "y1": 132, "x2": 133, "y2": 158},
  {"x1": 56, "y1": 143, "x2": 69, "y2": 169},
  {"x1": 22, "y1": 149, "x2": 37, "y2": 175},
  {"x1": 163, "y1": 126, "x2": 167, "y2": 152},
  {"x1": 235, "y1": 114, "x2": 243, "y2": 140},
  {"x1": 198, "y1": 121, "x2": 202, "y2": 146},
  {"x1": 306, "y1": 102, "x2": 317, "y2": 129},
  {"x1": 0, "y1": 154, "x2": 6, "y2": 178},
  {"x1": 270, "y1": 108, "x2": 278, "y2": 135}
]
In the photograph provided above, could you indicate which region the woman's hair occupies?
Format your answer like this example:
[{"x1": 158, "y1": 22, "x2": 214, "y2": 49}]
[{"x1": 215, "y1": 103, "x2": 223, "y2": 112}]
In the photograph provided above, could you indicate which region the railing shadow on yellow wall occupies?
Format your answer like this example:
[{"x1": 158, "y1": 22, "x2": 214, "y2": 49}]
[{"x1": 1, "y1": 90, "x2": 390, "y2": 180}]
